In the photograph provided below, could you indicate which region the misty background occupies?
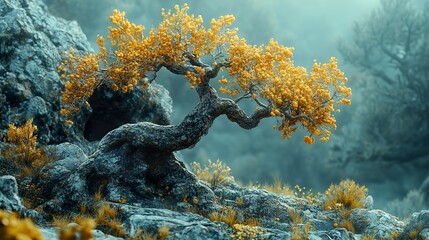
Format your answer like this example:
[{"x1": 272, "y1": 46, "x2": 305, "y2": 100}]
[{"x1": 44, "y1": 0, "x2": 429, "y2": 217}]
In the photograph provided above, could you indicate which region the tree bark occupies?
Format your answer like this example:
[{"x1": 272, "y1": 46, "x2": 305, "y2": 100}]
[{"x1": 97, "y1": 83, "x2": 271, "y2": 153}]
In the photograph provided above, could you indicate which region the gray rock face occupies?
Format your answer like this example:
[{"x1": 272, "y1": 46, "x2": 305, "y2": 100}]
[
  {"x1": 0, "y1": 0, "x2": 173, "y2": 147},
  {"x1": 123, "y1": 207, "x2": 232, "y2": 240},
  {"x1": 40, "y1": 227, "x2": 124, "y2": 240},
  {"x1": 0, "y1": 175, "x2": 42, "y2": 221},
  {"x1": 0, "y1": 175, "x2": 22, "y2": 211},
  {"x1": 350, "y1": 209, "x2": 404, "y2": 238},
  {"x1": 0, "y1": 0, "x2": 92, "y2": 144},
  {"x1": 402, "y1": 210, "x2": 429, "y2": 239},
  {"x1": 35, "y1": 143, "x2": 89, "y2": 202},
  {"x1": 48, "y1": 146, "x2": 217, "y2": 217}
]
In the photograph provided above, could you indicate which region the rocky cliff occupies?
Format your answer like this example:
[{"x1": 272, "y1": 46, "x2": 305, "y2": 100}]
[{"x1": 0, "y1": 0, "x2": 172, "y2": 147}]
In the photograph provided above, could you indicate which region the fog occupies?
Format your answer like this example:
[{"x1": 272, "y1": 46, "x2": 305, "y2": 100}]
[{"x1": 45, "y1": 0, "x2": 429, "y2": 215}]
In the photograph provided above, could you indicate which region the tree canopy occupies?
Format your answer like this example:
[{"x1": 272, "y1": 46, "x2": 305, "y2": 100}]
[{"x1": 59, "y1": 4, "x2": 350, "y2": 146}]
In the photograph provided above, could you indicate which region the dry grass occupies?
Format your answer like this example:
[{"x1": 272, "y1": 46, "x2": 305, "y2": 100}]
[
  {"x1": 209, "y1": 207, "x2": 237, "y2": 227},
  {"x1": 339, "y1": 219, "x2": 355, "y2": 233},
  {"x1": 235, "y1": 197, "x2": 244, "y2": 207},
  {"x1": 0, "y1": 210, "x2": 43, "y2": 240},
  {"x1": 262, "y1": 178, "x2": 294, "y2": 195},
  {"x1": 242, "y1": 218, "x2": 260, "y2": 227},
  {"x1": 291, "y1": 222, "x2": 311, "y2": 240},
  {"x1": 362, "y1": 234, "x2": 376, "y2": 240},
  {"x1": 52, "y1": 215, "x2": 74, "y2": 228},
  {"x1": 1, "y1": 118, "x2": 51, "y2": 178},
  {"x1": 191, "y1": 160, "x2": 235, "y2": 189},
  {"x1": 288, "y1": 209, "x2": 303, "y2": 225},
  {"x1": 158, "y1": 226, "x2": 170, "y2": 239},
  {"x1": 59, "y1": 218, "x2": 96, "y2": 240},
  {"x1": 323, "y1": 179, "x2": 368, "y2": 211},
  {"x1": 94, "y1": 203, "x2": 125, "y2": 237},
  {"x1": 128, "y1": 226, "x2": 170, "y2": 240},
  {"x1": 80, "y1": 204, "x2": 87, "y2": 214},
  {"x1": 94, "y1": 189, "x2": 103, "y2": 202}
]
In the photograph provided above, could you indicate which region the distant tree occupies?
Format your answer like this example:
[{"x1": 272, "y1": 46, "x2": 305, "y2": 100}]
[
  {"x1": 333, "y1": 0, "x2": 429, "y2": 164},
  {"x1": 59, "y1": 4, "x2": 350, "y2": 152}
]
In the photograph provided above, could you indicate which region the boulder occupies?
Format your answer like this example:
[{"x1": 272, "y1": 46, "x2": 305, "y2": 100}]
[
  {"x1": 401, "y1": 210, "x2": 429, "y2": 239},
  {"x1": 0, "y1": 175, "x2": 22, "y2": 211},
  {"x1": 350, "y1": 209, "x2": 404, "y2": 238},
  {"x1": 0, "y1": 175, "x2": 40, "y2": 221},
  {"x1": 0, "y1": 0, "x2": 92, "y2": 144}
]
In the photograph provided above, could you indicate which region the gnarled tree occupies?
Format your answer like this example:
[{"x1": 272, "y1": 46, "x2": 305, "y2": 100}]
[
  {"x1": 59, "y1": 4, "x2": 350, "y2": 154},
  {"x1": 333, "y1": 0, "x2": 429, "y2": 164}
]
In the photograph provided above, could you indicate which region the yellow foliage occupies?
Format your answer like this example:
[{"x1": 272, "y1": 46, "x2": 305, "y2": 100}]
[
  {"x1": 235, "y1": 197, "x2": 244, "y2": 207},
  {"x1": 231, "y1": 223, "x2": 265, "y2": 240},
  {"x1": 59, "y1": 4, "x2": 350, "y2": 143},
  {"x1": 157, "y1": 226, "x2": 170, "y2": 240},
  {"x1": 362, "y1": 234, "x2": 376, "y2": 240},
  {"x1": 339, "y1": 219, "x2": 355, "y2": 233},
  {"x1": 409, "y1": 230, "x2": 419, "y2": 239},
  {"x1": 294, "y1": 185, "x2": 321, "y2": 206},
  {"x1": 95, "y1": 203, "x2": 125, "y2": 237},
  {"x1": 94, "y1": 189, "x2": 103, "y2": 202},
  {"x1": 242, "y1": 218, "x2": 260, "y2": 227},
  {"x1": 291, "y1": 222, "x2": 311, "y2": 240},
  {"x1": 0, "y1": 210, "x2": 43, "y2": 240},
  {"x1": 59, "y1": 4, "x2": 236, "y2": 116},
  {"x1": 59, "y1": 218, "x2": 96, "y2": 240},
  {"x1": 323, "y1": 179, "x2": 368, "y2": 211},
  {"x1": 288, "y1": 209, "x2": 303, "y2": 225},
  {"x1": 209, "y1": 207, "x2": 237, "y2": 227},
  {"x1": 407, "y1": 225, "x2": 424, "y2": 240},
  {"x1": 225, "y1": 43, "x2": 350, "y2": 143},
  {"x1": 52, "y1": 215, "x2": 74, "y2": 228},
  {"x1": 1, "y1": 119, "x2": 49, "y2": 178},
  {"x1": 261, "y1": 178, "x2": 294, "y2": 196},
  {"x1": 128, "y1": 226, "x2": 170, "y2": 240},
  {"x1": 191, "y1": 160, "x2": 234, "y2": 189}
]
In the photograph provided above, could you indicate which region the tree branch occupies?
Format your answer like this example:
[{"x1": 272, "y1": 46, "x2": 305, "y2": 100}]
[
  {"x1": 97, "y1": 85, "x2": 271, "y2": 153},
  {"x1": 164, "y1": 63, "x2": 195, "y2": 75},
  {"x1": 184, "y1": 52, "x2": 210, "y2": 68}
]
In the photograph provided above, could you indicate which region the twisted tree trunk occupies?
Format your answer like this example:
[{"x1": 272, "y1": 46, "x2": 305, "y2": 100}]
[{"x1": 97, "y1": 81, "x2": 271, "y2": 154}]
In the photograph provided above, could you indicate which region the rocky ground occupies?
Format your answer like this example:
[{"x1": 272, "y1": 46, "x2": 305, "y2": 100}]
[{"x1": 0, "y1": 0, "x2": 428, "y2": 239}]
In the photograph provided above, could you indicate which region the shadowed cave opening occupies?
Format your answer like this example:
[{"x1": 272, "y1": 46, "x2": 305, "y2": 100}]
[{"x1": 83, "y1": 85, "x2": 170, "y2": 141}]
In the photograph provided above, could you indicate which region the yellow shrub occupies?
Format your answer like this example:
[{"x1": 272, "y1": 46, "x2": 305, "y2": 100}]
[
  {"x1": 191, "y1": 160, "x2": 234, "y2": 189},
  {"x1": 339, "y1": 219, "x2": 355, "y2": 233},
  {"x1": 157, "y1": 226, "x2": 170, "y2": 240},
  {"x1": 362, "y1": 234, "x2": 376, "y2": 240},
  {"x1": 129, "y1": 227, "x2": 170, "y2": 240},
  {"x1": 288, "y1": 209, "x2": 303, "y2": 225},
  {"x1": 291, "y1": 222, "x2": 311, "y2": 240},
  {"x1": 209, "y1": 207, "x2": 237, "y2": 227},
  {"x1": 59, "y1": 218, "x2": 96, "y2": 240},
  {"x1": 231, "y1": 223, "x2": 264, "y2": 240},
  {"x1": 323, "y1": 179, "x2": 368, "y2": 211},
  {"x1": 0, "y1": 210, "x2": 43, "y2": 240},
  {"x1": 95, "y1": 203, "x2": 125, "y2": 237},
  {"x1": 1, "y1": 119, "x2": 49, "y2": 178},
  {"x1": 262, "y1": 178, "x2": 294, "y2": 195}
]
